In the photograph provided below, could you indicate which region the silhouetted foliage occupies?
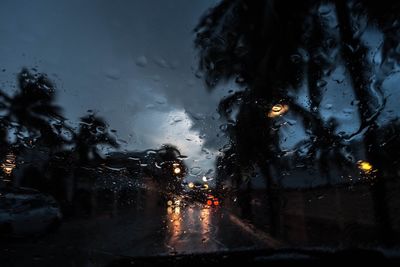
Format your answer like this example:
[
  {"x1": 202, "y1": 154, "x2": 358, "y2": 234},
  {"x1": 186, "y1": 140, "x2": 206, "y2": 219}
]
[
  {"x1": 74, "y1": 113, "x2": 119, "y2": 163},
  {"x1": 195, "y1": 0, "x2": 400, "y2": 241}
]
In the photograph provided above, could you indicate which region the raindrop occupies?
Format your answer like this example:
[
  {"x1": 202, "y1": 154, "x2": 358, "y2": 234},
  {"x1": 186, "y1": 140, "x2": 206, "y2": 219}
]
[
  {"x1": 190, "y1": 167, "x2": 202, "y2": 176},
  {"x1": 219, "y1": 124, "x2": 228, "y2": 132},
  {"x1": 135, "y1": 56, "x2": 148, "y2": 67},
  {"x1": 212, "y1": 112, "x2": 221, "y2": 120},
  {"x1": 342, "y1": 108, "x2": 354, "y2": 115},
  {"x1": 318, "y1": 5, "x2": 332, "y2": 16},
  {"x1": 152, "y1": 75, "x2": 161, "y2": 82},
  {"x1": 195, "y1": 70, "x2": 203, "y2": 79},
  {"x1": 145, "y1": 104, "x2": 155, "y2": 109},
  {"x1": 190, "y1": 112, "x2": 206, "y2": 121},
  {"x1": 155, "y1": 96, "x2": 167, "y2": 105},
  {"x1": 146, "y1": 150, "x2": 157, "y2": 156},
  {"x1": 170, "y1": 116, "x2": 183, "y2": 124},
  {"x1": 105, "y1": 68, "x2": 120, "y2": 80},
  {"x1": 285, "y1": 119, "x2": 297, "y2": 126},
  {"x1": 235, "y1": 76, "x2": 245, "y2": 83},
  {"x1": 317, "y1": 79, "x2": 327, "y2": 88},
  {"x1": 325, "y1": 103, "x2": 333, "y2": 109},
  {"x1": 333, "y1": 78, "x2": 344, "y2": 84},
  {"x1": 205, "y1": 169, "x2": 214, "y2": 175},
  {"x1": 154, "y1": 58, "x2": 169, "y2": 68},
  {"x1": 219, "y1": 143, "x2": 232, "y2": 152},
  {"x1": 290, "y1": 54, "x2": 301, "y2": 63}
]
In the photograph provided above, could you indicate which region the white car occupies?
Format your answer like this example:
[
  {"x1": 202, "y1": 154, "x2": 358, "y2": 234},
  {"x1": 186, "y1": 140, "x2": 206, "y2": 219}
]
[{"x1": 0, "y1": 187, "x2": 62, "y2": 237}]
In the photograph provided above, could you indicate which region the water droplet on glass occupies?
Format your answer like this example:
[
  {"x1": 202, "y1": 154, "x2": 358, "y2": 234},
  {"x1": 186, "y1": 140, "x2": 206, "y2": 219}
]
[
  {"x1": 318, "y1": 5, "x2": 332, "y2": 16},
  {"x1": 342, "y1": 108, "x2": 354, "y2": 115},
  {"x1": 290, "y1": 54, "x2": 301, "y2": 63},
  {"x1": 135, "y1": 55, "x2": 148, "y2": 67},
  {"x1": 219, "y1": 124, "x2": 228, "y2": 132},
  {"x1": 317, "y1": 79, "x2": 327, "y2": 88},
  {"x1": 235, "y1": 76, "x2": 245, "y2": 84},
  {"x1": 190, "y1": 167, "x2": 202, "y2": 176},
  {"x1": 212, "y1": 112, "x2": 221, "y2": 120},
  {"x1": 154, "y1": 58, "x2": 169, "y2": 68},
  {"x1": 105, "y1": 68, "x2": 120, "y2": 80}
]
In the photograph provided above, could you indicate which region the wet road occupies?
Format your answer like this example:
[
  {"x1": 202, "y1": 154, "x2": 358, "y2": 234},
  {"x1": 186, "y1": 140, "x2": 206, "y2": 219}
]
[{"x1": 1, "y1": 191, "x2": 280, "y2": 266}]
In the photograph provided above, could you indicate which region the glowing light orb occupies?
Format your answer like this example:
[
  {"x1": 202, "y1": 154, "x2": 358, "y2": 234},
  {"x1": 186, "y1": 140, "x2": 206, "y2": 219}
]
[
  {"x1": 173, "y1": 167, "x2": 181, "y2": 174},
  {"x1": 267, "y1": 104, "x2": 289, "y2": 118},
  {"x1": 357, "y1": 160, "x2": 373, "y2": 174}
]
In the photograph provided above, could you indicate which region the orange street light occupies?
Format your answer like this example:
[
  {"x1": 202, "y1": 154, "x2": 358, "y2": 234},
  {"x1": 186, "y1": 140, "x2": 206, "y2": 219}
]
[{"x1": 267, "y1": 104, "x2": 289, "y2": 118}]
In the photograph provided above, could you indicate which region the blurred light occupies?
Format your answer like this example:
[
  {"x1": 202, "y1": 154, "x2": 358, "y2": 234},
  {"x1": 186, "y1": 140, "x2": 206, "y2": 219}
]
[
  {"x1": 2, "y1": 153, "x2": 16, "y2": 175},
  {"x1": 173, "y1": 167, "x2": 181, "y2": 174},
  {"x1": 167, "y1": 207, "x2": 173, "y2": 214},
  {"x1": 213, "y1": 200, "x2": 219, "y2": 206},
  {"x1": 202, "y1": 176, "x2": 207, "y2": 182},
  {"x1": 267, "y1": 104, "x2": 289, "y2": 118},
  {"x1": 206, "y1": 200, "x2": 212, "y2": 206},
  {"x1": 203, "y1": 183, "x2": 209, "y2": 190},
  {"x1": 188, "y1": 182, "x2": 194, "y2": 189},
  {"x1": 167, "y1": 200, "x2": 173, "y2": 206},
  {"x1": 357, "y1": 160, "x2": 373, "y2": 174},
  {"x1": 174, "y1": 206, "x2": 180, "y2": 214}
]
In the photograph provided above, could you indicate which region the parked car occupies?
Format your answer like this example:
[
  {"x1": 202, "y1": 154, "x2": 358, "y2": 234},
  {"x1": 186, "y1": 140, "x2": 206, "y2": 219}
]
[{"x1": 0, "y1": 187, "x2": 62, "y2": 237}]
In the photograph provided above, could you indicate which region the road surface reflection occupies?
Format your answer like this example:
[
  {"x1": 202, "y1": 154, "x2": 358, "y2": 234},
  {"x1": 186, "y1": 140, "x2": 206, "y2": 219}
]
[{"x1": 164, "y1": 200, "x2": 220, "y2": 254}]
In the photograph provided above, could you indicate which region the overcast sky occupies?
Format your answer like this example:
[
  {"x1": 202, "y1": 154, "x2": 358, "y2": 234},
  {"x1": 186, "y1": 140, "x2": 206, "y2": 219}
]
[
  {"x1": 0, "y1": 0, "x2": 232, "y2": 180},
  {"x1": 0, "y1": 0, "x2": 399, "y2": 185}
]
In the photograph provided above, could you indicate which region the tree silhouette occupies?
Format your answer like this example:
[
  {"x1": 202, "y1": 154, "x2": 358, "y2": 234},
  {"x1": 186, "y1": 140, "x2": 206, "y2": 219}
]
[
  {"x1": 74, "y1": 113, "x2": 119, "y2": 164},
  {"x1": 0, "y1": 68, "x2": 67, "y2": 150},
  {"x1": 194, "y1": 0, "x2": 400, "y2": 242},
  {"x1": 0, "y1": 68, "x2": 72, "y2": 190}
]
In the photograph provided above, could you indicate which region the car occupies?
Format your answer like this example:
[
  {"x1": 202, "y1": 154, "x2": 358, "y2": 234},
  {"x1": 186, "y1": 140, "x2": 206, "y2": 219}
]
[
  {"x1": 205, "y1": 194, "x2": 220, "y2": 207},
  {"x1": 182, "y1": 181, "x2": 220, "y2": 206},
  {"x1": 0, "y1": 187, "x2": 62, "y2": 237}
]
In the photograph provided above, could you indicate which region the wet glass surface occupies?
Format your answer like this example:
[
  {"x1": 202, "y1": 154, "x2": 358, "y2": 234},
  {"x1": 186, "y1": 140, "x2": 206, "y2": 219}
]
[{"x1": 1, "y1": 0, "x2": 400, "y2": 266}]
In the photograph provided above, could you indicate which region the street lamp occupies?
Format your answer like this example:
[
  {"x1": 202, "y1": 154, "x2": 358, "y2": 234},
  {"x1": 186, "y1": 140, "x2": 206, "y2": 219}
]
[
  {"x1": 1, "y1": 153, "x2": 16, "y2": 176},
  {"x1": 172, "y1": 162, "x2": 182, "y2": 175},
  {"x1": 357, "y1": 160, "x2": 374, "y2": 174},
  {"x1": 267, "y1": 104, "x2": 289, "y2": 118}
]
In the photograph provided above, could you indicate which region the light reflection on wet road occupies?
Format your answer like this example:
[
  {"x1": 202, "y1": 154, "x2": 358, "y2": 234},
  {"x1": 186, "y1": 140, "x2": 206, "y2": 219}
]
[
  {"x1": 0, "y1": 192, "x2": 278, "y2": 266},
  {"x1": 165, "y1": 202, "x2": 222, "y2": 254}
]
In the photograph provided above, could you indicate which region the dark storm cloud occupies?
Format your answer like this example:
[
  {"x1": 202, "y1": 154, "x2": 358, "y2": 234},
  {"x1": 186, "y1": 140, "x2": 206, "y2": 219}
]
[{"x1": 0, "y1": 0, "x2": 226, "y2": 150}]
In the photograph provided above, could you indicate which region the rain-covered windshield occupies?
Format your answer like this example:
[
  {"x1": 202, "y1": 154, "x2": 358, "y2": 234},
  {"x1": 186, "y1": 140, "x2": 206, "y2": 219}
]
[{"x1": 1, "y1": 0, "x2": 400, "y2": 265}]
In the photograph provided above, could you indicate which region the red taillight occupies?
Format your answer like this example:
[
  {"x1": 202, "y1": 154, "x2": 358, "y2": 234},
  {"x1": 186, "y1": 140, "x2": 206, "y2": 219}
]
[
  {"x1": 213, "y1": 200, "x2": 219, "y2": 206},
  {"x1": 206, "y1": 200, "x2": 212, "y2": 206}
]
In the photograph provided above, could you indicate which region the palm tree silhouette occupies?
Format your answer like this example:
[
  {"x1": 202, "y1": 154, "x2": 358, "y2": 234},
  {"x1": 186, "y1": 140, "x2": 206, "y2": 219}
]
[
  {"x1": 74, "y1": 113, "x2": 119, "y2": 164},
  {"x1": 0, "y1": 68, "x2": 68, "y2": 151},
  {"x1": 194, "y1": 0, "x2": 399, "y2": 242}
]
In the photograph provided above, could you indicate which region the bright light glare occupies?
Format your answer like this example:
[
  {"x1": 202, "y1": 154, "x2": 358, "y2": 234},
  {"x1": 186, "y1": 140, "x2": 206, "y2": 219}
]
[
  {"x1": 174, "y1": 167, "x2": 181, "y2": 174},
  {"x1": 357, "y1": 160, "x2": 373, "y2": 174},
  {"x1": 267, "y1": 104, "x2": 289, "y2": 118}
]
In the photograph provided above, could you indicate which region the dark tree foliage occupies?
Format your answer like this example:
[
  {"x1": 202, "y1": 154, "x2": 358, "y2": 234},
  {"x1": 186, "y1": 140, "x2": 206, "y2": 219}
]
[
  {"x1": 195, "y1": 0, "x2": 400, "y2": 242},
  {"x1": 74, "y1": 113, "x2": 119, "y2": 163}
]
